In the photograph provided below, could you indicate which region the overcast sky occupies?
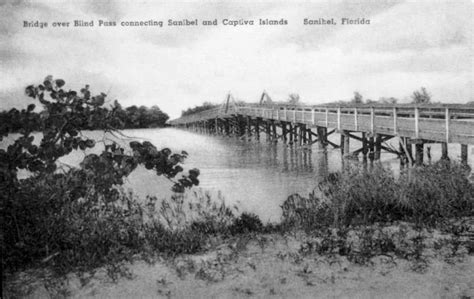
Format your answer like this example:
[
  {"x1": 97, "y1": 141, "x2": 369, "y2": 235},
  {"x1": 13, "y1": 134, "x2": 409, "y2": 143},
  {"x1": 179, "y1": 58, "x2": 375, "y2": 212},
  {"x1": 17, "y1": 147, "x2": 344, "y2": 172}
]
[{"x1": 1, "y1": 0, "x2": 472, "y2": 118}]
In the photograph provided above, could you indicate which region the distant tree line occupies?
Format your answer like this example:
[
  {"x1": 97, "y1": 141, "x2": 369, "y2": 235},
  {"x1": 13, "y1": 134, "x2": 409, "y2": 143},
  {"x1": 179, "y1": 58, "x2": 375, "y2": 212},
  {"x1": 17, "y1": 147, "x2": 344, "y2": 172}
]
[
  {"x1": 348, "y1": 87, "x2": 432, "y2": 105},
  {"x1": 181, "y1": 101, "x2": 219, "y2": 117},
  {"x1": 0, "y1": 100, "x2": 169, "y2": 133},
  {"x1": 109, "y1": 102, "x2": 169, "y2": 128}
]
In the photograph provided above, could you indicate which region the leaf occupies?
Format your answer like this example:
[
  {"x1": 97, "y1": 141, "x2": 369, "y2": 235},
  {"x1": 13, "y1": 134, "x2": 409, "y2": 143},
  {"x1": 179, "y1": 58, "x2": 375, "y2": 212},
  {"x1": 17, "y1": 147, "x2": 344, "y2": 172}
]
[
  {"x1": 27, "y1": 104, "x2": 36, "y2": 112},
  {"x1": 25, "y1": 85, "x2": 36, "y2": 98},
  {"x1": 55, "y1": 79, "x2": 65, "y2": 88},
  {"x1": 44, "y1": 75, "x2": 53, "y2": 89}
]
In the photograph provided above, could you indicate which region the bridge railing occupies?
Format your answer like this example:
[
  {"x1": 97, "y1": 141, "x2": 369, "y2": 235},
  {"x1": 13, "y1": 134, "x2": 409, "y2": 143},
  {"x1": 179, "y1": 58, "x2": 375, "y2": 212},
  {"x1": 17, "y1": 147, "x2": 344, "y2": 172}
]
[{"x1": 169, "y1": 104, "x2": 474, "y2": 144}]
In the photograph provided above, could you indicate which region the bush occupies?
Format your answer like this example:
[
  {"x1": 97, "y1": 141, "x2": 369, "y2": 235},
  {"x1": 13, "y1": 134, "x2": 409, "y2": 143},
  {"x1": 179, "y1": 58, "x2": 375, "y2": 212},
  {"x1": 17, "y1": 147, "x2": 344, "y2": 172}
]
[
  {"x1": 229, "y1": 213, "x2": 263, "y2": 234},
  {"x1": 281, "y1": 162, "x2": 474, "y2": 230},
  {"x1": 399, "y1": 161, "x2": 474, "y2": 224}
]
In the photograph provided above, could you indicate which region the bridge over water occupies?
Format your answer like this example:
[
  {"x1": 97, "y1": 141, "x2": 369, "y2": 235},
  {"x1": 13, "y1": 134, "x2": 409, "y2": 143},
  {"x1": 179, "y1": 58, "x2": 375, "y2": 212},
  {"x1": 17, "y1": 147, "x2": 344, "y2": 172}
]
[{"x1": 169, "y1": 93, "x2": 474, "y2": 166}]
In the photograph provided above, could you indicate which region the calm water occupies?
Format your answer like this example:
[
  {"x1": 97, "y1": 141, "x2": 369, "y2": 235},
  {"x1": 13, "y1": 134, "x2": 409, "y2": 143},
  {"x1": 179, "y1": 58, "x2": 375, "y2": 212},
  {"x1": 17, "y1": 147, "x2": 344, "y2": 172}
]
[{"x1": 5, "y1": 128, "x2": 473, "y2": 222}]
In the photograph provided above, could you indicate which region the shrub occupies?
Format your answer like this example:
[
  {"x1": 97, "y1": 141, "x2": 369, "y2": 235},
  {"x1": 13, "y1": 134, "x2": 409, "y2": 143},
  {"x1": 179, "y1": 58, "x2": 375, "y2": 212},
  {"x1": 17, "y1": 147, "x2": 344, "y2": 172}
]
[
  {"x1": 229, "y1": 212, "x2": 263, "y2": 234},
  {"x1": 281, "y1": 162, "x2": 474, "y2": 230},
  {"x1": 398, "y1": 161, "x2": 474, "y2": 224}
]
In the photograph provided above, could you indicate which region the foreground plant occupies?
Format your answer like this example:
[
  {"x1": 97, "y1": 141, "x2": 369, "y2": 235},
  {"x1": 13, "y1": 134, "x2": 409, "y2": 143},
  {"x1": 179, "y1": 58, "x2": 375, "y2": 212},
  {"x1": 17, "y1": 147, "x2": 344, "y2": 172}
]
[{"x1": 1, "y1": 76, "x2": 200, "y2": 273}]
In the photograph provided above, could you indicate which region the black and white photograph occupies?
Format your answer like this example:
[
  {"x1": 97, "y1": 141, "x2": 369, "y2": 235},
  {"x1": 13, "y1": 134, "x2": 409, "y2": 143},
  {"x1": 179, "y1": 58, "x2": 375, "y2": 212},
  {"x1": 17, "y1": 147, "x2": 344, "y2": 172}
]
[{"x1": 1, "y1": 0, "x2": 473, "y2": 298}]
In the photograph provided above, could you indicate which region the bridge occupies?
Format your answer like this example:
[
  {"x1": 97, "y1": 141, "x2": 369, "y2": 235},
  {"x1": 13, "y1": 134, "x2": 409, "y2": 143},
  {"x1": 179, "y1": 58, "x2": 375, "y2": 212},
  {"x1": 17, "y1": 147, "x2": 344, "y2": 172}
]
[{"x1": 169, "y1": 93, "x2": 474, "y2": 166}]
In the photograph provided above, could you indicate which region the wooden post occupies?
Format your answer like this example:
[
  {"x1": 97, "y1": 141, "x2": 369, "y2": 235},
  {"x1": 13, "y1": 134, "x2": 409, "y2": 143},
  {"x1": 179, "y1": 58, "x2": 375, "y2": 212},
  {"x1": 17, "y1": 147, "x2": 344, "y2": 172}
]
[
  {"x1": 415, "y1": 143, "x2": 424, "y2": 166},
  {"x1": 325, "y1": 108, "x2": 329, "y2": 128},
  {"x1": 289, "y1": 123, "x2": 294, "y2": 144},
  {"x1": 354, "y1": 108, "x2": 358, "y2": 131},
  {"x1": 461, "y1": 144, "x2": 468, "y2": 165},
  {"x1": 445, "y1": 108, "x2": 450, "y2": 143},
  {"x1": 374, "y1": 134, "x2": 382, "y2": 160},
  {"x1": 406, "y1": 138, "x2": 412, "y2": 162},
  {"x1": 255, "y1": 118, "x2": 260, "y2": 140},
  {"x1": 362, "y1": 132, "x2": 368, "y2": 161},
  {"x1": 343, "y1": 130, "x2": 350, "y2": 157},
  {"x1": 414, "y1": 107, "x2": 420, "y2": 139},
  {"x1": 272, "y1": 121, "x2": 277, "y2": 142},
  {"x1": 282, "y1": 122, "x2": 287, "y2": 143},
  {"x1": 299, "y1": 124, "x2": 304, "y2": 144},
  {"x1": 441, "y1": 142, "x2": 448, "y2": 160},
  {"x1": 393, "y1": 107, "x2": 397, "y2": 135},
  {"x1": 370, "y1": 107, "x2": 375, "y2": 134},
  {"x1": 340, "y1": 132, "x2": 345, "y2": 155},
  {"x1": 308, "y1": 127, "x2": 313, "y2": 145},
  {"x1": 337, "y1": 107, "x2": 341, "y2": 131},
  {"x1": 369, "y1": 136, "x2": 375, "y2": 161},
  {"x1": 247, "y1": 116, "x2": 251, "y2": 137},
  {"x1": 317, "y1": 126, "x2": 326, "y2": 149},
  {"x1": 312, "y1": 109, "x2": 315, "y2": 125},
  {"x1": 298, "y1": 125, "x2": 304, "y2": 146}
]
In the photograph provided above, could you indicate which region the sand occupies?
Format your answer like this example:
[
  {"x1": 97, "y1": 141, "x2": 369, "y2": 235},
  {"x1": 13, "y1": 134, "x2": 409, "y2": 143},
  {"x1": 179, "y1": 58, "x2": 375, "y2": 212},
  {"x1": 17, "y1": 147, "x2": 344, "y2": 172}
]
[{"x1": 12, "y1": 232, "x2": 473, "y2": 299}]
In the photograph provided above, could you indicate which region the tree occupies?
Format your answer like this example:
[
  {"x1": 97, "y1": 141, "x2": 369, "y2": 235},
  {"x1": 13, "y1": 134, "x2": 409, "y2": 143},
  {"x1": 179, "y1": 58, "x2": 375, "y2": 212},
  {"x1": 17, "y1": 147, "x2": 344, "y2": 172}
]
[
  {"x1": 411, "y1": 87, "x2": 431, "y2": 104},
  {"x1": 351, "y1": 92, "x2": 364, "y2": 104},
  {"x1": 287, "y1": 93, "x2": 300, "y2": 105}
]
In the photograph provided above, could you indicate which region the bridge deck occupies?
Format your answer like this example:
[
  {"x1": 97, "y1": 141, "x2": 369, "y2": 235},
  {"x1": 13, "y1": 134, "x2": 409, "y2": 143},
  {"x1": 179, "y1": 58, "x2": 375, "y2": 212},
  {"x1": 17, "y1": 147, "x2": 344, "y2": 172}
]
[{"x1": 169, "y1": 104, "x2": 474, "y2": 145}]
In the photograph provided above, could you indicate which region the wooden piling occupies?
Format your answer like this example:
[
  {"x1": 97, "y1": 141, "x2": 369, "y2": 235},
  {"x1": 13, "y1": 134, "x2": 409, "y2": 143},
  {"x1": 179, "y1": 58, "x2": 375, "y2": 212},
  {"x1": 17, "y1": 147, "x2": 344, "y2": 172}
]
[
  {"x1": 317, "y1": 127, "x2": 327, "y2": 149},
  {"x1": 247, "y1": 116, "x2": 252, "y2": 137},
  {"x1": 375, "y1": 134, "x2": 382, "y2": 160},
  {"x1": 255, "y1": 118, "x2": 260, "y2": 140},
  {"x1": 461, "y1": 144, "x2": 468, "y2": 165},
  {"x1": 343, "y1": 131, "x2": 350, "y2": 157},
  {"x1": 441, "y1": 142, "x2": 448, "y2": 160},
  {"x1": 289, "y1": 123, "x2": 294, "y2": 144},
  {"x1": 362, "y1": 132, "x2": 368, "y2": 161},
  {"x1": 340, "y1": 132, "x2": 347, "y2": 155},
  {"x1": 415, "y1": 143, "x2": 424, "y2": 166},
  {"x1": 368, "y1": 136, "x2": 375, "y2": 161},
  {"x1": 272, "y1": 121, "x2": 277, "y2": 142}
]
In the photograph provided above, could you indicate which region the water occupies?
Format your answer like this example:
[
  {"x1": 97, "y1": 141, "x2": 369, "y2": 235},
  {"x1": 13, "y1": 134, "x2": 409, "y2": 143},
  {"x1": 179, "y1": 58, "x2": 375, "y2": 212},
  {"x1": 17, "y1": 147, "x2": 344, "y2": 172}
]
[{"x1": 4, "y1": 128, "x2": 473, "y2": 222}]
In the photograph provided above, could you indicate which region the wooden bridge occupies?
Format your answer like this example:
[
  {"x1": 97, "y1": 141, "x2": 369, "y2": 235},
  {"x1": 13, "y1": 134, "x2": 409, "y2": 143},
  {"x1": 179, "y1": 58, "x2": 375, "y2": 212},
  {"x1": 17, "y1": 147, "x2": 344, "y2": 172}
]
[{"x1": 169, "y1": 93, "x2": 474, "y2": 166}]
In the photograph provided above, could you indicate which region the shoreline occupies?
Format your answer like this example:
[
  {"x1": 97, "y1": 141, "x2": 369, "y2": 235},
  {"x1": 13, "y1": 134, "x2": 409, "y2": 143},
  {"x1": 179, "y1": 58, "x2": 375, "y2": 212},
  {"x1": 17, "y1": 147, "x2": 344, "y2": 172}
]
[{"x1": 6, "y1": 225, "x2": 474, "y2": 298}]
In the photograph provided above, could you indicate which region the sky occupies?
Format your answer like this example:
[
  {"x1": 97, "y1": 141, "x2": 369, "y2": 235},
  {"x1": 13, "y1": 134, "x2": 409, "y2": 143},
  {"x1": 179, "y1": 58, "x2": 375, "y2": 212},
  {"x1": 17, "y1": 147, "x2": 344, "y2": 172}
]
[{"x1": 0, "y1": 0, "x2": 472, "y2": 119}]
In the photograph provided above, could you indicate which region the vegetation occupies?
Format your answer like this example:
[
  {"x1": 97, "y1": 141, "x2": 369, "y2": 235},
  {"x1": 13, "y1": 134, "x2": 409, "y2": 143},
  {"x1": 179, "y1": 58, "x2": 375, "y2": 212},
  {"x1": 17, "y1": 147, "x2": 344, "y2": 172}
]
[
  {"x1": 1, "y1": 76, "x2": 200, "y2": 274},
  {"x1": 351, "y1": 91, "x2": 364, "y2": 104},
  {"x1": 181, "y1": 102, "x2": 219, "y2": 117},
  {"x1": 411, "y1": 87, "x2": 431, "y2": 104},
  {"x1": 0, "y1": 99, "x2": 169, "y2": 133},
  {"x1": 281, "y1": 162, "x2": 473, "y2": 231},
  {"x1": 287, "y1": 93, "x2": 301, "y2": 105},
  {"x1": 109, "y1": 103, "x2": 169, "y2": 128}
]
